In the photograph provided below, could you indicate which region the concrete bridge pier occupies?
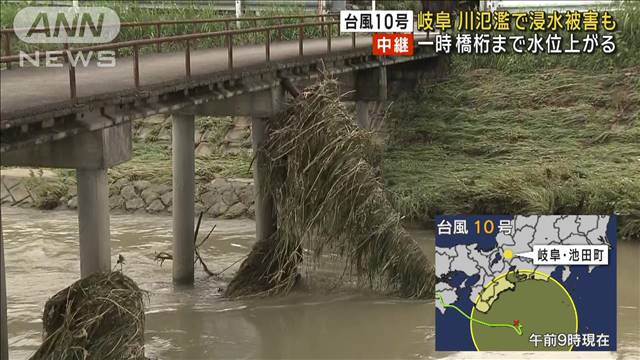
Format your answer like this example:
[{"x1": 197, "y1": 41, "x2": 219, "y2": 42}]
[
  {"x1": 354, "y1": 65, "x2": 388, "y2": 130},
  {"x1": 251, "y1": 117, "x2": 276, "y2": 243},
  {"x1": 0, "y1": 122, "x2": 131, "y2": 358},
  {"x1": 77, "y1": 168, "x2": 111, "y2": 276},
  {"x1": 195, "y1": 84, "x2": 285, "y2": 244},
  {"x1": 1, "y1": 122, "x2": 132, "y2": 277},
  {"x1": 355, "y1": 101, "x2": 370, "y2": 129},
  {"x1": 171, "y1": 113, "x2": 196, "y2": 285}
]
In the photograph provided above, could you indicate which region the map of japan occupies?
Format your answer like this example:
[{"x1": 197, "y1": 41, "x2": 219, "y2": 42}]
[{"x1": 435, "y1": 215, "x2": 616, "y2": 352}]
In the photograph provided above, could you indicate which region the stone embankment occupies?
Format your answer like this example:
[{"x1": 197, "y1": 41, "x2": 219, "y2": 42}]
[
  {"x1": 1, "y1": 114, "x2": 256, "y2": 219},
  {"x1": 1, "y1": 169, "x2": 255, "y2": 219}
]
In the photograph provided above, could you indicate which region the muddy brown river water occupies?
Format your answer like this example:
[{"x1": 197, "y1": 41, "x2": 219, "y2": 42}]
[{"x1": 2, "y1": 207, "x2": 639, "y2": 359}]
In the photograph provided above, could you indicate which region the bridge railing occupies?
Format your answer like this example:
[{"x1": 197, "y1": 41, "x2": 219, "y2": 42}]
[
  {"x1": 0, "y1": 13, "x2": 339, "y2": 69},
  {"x1": 0, "y1": 19, "x2": 349, "y2": 102}
]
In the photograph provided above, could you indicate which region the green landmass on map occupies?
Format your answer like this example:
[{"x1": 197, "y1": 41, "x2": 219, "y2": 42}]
[{"x1": 471, "y1": 272, "x2": 578, "y2": 351}]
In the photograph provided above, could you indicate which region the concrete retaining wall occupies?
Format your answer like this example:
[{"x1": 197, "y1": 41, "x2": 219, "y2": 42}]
[
  {"x1": 1, "y1": 114, "x2": 256, "y2": 219},
  {"x1": 1, "y1": 170, "x2": 255, "y2": 219}
]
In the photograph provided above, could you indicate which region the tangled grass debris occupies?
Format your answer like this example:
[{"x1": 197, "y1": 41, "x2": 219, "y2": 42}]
[
  {"x1": 31, "y1": 271, "x2": 147, "y2": 360},
  {"x1": 225, "y1": 79, "x2": 435, "y2": 298}
]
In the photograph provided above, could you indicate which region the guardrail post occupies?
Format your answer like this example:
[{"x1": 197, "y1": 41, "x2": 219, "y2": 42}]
[
  {"x1": 227, "y1": 33, "x2": 233, "y2": 70},
  {"x1": 253, "y1": 19, "x2": 258, "y2": 41},
  {"x1": 64, "y1": 43, "x2": 77, "y2": 101},
  {"x1": 327, "y1": 23, "x2": 331, "y2": 52},
  {"x1": 224, "y1": 21, "x2": 230, "y2": 47},
  {"x1": 113, "y1": 40, "x2": 120, "y2": 58},
  {"x1": 156, "y1": 23, "x2": 162, "y2": 53},
  {"x1": 299, "y1": 25, "x2": 304, "y2": 56},
  {"x1": 133, "y1": 45, "x2": 140, "y2": 88},
  {"x1": 2, "y1": 33, "x2": 11, "y2": 69},
  {"x1": 265, "y1": 29, "x2": 270, "y2": 62},
  {"x1": 185, "y1": 39, "x2": 191, "y2": 80}
]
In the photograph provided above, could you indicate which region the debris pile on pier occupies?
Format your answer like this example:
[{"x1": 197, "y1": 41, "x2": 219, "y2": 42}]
[
  {"x1": 225, "y1": 79, "x2": 435, "y2": 298},
  {"x1": 32, "y1": 271, "x2": 146, "y2": 360}
]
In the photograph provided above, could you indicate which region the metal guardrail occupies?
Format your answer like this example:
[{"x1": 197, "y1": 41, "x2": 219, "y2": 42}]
[
  {"x1": 1, "y1": 18, "x2": 349, "y2": 102},
  {"x1": 0, "y1": 13, "x2": 339, "y2": 69},
  {"x1": 0, "y1": 13, "x2": 337, "y2": 34}
]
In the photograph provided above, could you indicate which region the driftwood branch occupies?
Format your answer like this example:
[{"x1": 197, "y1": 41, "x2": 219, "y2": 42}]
[
  {"x1": 153, "y1": 212, "x2": 218, "y2": 277},
  {"x1": 193, "y1": 212, "x2": 216, "y2": 277},
  {"x1": 153, "y1": 251, "x2": 173, "y2": 266}
]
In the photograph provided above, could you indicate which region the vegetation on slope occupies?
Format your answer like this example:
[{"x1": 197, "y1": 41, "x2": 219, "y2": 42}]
[
  {"x1": 383, "y1": 2, "x2": 639, "y2": 240},
  {"x1": 384, "y1": 67, "x2": 639, "y2": 240},
  {"x1": 2, "y1": 1, "x2": 637, "y2": 242}
]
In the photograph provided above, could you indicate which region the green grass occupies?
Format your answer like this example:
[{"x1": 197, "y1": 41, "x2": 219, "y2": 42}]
[
  {"x1": 452, "y1": 2, "x2": 640, "y2": 72},
  {"x1": 383, "y1": 67, "x2": 639, "y2": 240},
  {"x1": 382, "y1": 2, "x2": 640, "y2": 241},
  {"x1": 48, "y1": 115, "x2": 252, "y2": 192},
  {"x1": 109, "y1": 116, "x2": 252, "y2": 183},
  {"x1": 22, "y1": 169, "x2": 71, "y2": 209},
  {"x1": 107, "y1": 144, "x2": 252, "y2": 183}
]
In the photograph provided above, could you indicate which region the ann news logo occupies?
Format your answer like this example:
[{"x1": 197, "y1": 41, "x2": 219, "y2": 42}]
[{"x1": 12, "y1": 6, "x2": 120, "y2": 68}]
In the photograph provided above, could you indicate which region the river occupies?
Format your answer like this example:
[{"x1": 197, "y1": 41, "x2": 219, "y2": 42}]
[{"x1": 2, "y1": 207, "x2": 638, "y2": 359}]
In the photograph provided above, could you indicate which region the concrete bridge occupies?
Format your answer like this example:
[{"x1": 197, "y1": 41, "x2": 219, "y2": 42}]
[{"x1": 0, "y1": 14, "x2": 445, "y2": 357}]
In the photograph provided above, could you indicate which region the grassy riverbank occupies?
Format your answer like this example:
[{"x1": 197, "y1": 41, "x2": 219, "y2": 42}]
[
  {"x1": 384, "y1": 2, "x2": 640, "y2": 241},
  {"x1": 6, "y1": 64, "x2": 638, "y2": 238},
  {"x1": 2, "y1": 2, "x2": 638, "y2": 239},
  {"x1": 108, "y1": 116, "x2": 252, "y2": 184},
  {"x1": 383, "y1": 66, "x2": 639, "y2": 240}
]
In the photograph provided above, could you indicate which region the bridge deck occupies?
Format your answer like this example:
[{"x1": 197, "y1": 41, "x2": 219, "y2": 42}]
[{"x1": 0, "y1": 36, "x2": 371, "y2": 120}]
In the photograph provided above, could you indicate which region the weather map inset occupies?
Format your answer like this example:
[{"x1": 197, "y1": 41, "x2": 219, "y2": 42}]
[{"x1": 435, "y1": 215, "x2": 616, "y2": 351}]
